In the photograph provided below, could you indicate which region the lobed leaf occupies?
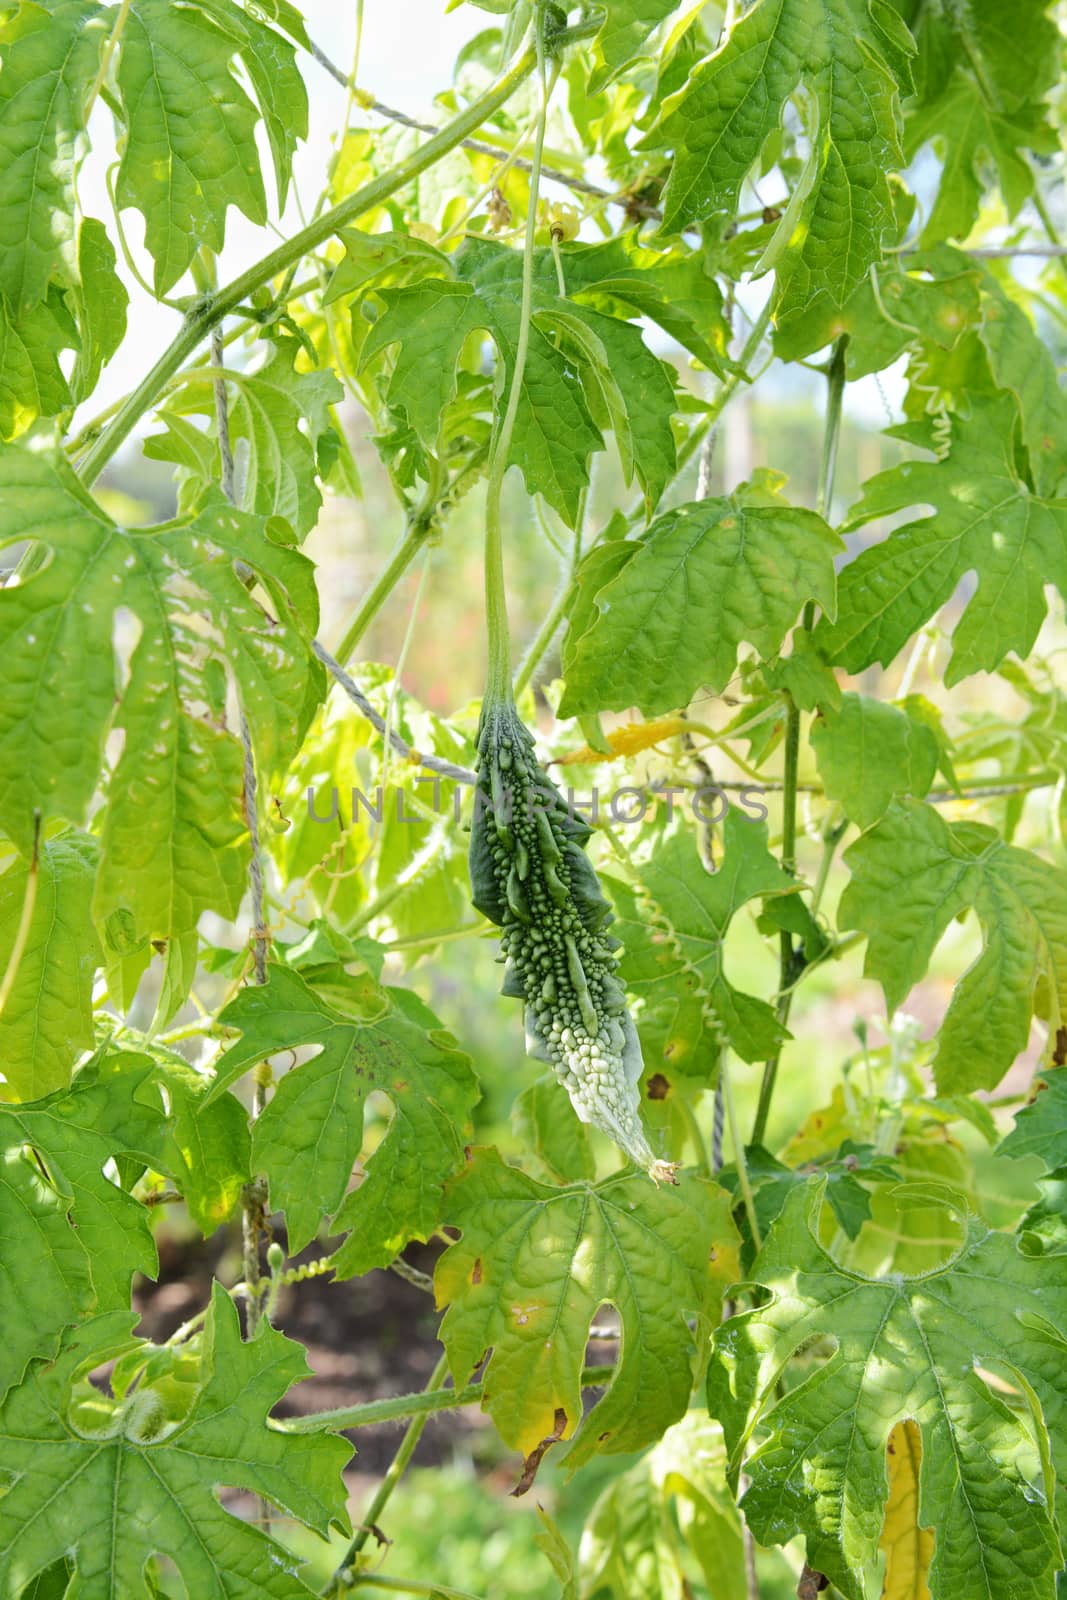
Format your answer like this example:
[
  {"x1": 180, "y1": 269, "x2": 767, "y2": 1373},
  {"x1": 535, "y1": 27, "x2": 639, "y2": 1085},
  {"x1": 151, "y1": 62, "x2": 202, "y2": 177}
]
[
  {"x1": 0, "y1": 1284, "x2": 351, "y2": 1598},
  {"x1": 209, "y1": 964, "x2": 479, "y2": 1272},
  {"x1": 816, "y1": 396, "x2": 1067, "y2": 685},
  {"x1": 357, "y1": 234, "x2": 692, "y2": 525},
  {"x1": 709, "y1": 1179, "x2": 1067, "y2": 1600},
  {"x1": 436, "y1": 1147, "x2": 737, "y2": 1466},
  {"x1": 839, "y1": 800, "x2": 1067, "y2": 1092},
  {"x1": 115, "y1": 0, "x2": 308, "y2": 294},
  {"x1": 560, "y1": 473, "x2": 840, "y2": 718},
  {"x1": 0, "y1": 447, "x2": 322, "y2": 981},
  {"x1": 0, "y1": 0, "x2": 104, "y2": 314},
  {"x1": 605, "y1": 810, "x2": 798, "y2": 1072},
  {"x1": 647, "y1": 0, "x2": 910, "y2": 319},
  {"x1": 0, "y1": 1054, "x2": 165, "y2": 1398}
]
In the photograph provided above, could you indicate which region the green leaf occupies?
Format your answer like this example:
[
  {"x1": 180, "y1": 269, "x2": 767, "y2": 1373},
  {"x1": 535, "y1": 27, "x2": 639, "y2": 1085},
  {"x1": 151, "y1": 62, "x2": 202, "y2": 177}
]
[
  {"x1": 0, "y1": 1283, "x2": 351, "y2": 1597},
  {"x1": 975, "y1": 274, "x2": 1067, "y2": 498},
  {"x1": 606, "y1": 811, "x2": 797, "y2": 1069},
  {"x1": 195, "y1": 0, "x2": 309, "y2": 209},
  {"x1": 998, "y1": 1068, "x2": 1067, "y2": 1172},
  {"x1": 905, "y1": 1, "x2": 1058, "y2": 245},
  {"x1": 0, "y1": 831, "x2": 100, "y2": 1102},
  {"x1": 161, "y1": 340, "x2": 344, "y2": 537},
  {"x1": 709, "y1": 1179, "x2": 1067, "y2": 1600},
  {"x1": 435, "y1": 1147, "x2": 736, "y2": 1466},
  {"x1": 578, "y1": 1413, "x2": 746, "y2": 1600},
  {"x1": 0, "y1": 1053, "x2": 164, "y2": 1396},
  {"x1": 0, "y1": 448, "x2": 322, "y2": 964},
  {"x1": 586, "y1": 0, "x2": 677, "y2": 90},
  {"x1": 510, "y1": 1074, "x2": 596, "y2": 1185},
  {"x1": 209, "y1": 965, "x2": 479, "y2": 1270},
  {"x1": 718, "y1": 1142, "x2": 898, "y2": 1270},
  {"x1": 68, "y1": 217, "x2": 129, "y2": 405},
  {"x1": 535, "y1": 1506, "x2": 577, "y2": 1600},
  {"x1": 116, "y1": 0, "x2": 273, "y2": 295},
  {"x1": 906, "y1": 83, "x2": 1052, "y2": 246},
  {"x1": 0, "y1": 290, "x2": 76, "y2": 439},
  {"x1": 839, "y1": 800, "x2": 1067, "y2": 1093},
  {"x1": 358, "y1": 235, "x2": 682, "y2": 525},
  {"x1": 157, "y1": 1060, "x2": 251, "y2": 1235},
  {"x1": 555, "y1": 232, "x2": 732, "y2": 374},
  {"x1": 560, "y1": 473, "x2": 840, "y2": 717},
  {"x1": 816, "y1": 396, "x2": 1067, "y2": 685},
  {"x1": 648, "y1": 0, "x2": 909, "y2": 317},
  {"x1": 772, "y1": 245, "x2": 981, "y2": 374},
  {"x1": 0, "y1": 0, "x2": 104, "y2": 314},
  {"x1": 810, "y1": 693, "x2": 939, "y2": 829},
  {"x1": 762, "y1": 629, "x2": 843, "y2": 712}
]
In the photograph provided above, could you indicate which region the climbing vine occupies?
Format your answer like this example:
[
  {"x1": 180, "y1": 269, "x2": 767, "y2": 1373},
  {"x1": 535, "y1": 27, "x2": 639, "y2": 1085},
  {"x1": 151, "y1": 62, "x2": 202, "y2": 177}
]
[{"x1": 1, "y1": 1, "x2": 1066, "y2": 1597}]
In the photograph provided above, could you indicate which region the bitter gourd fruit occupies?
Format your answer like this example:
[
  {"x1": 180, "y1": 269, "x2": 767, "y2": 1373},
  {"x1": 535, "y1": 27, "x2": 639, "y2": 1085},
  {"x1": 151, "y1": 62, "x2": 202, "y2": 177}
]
[{"x1": 470, "y1": 695, "x2": 674, "y2": 1182}]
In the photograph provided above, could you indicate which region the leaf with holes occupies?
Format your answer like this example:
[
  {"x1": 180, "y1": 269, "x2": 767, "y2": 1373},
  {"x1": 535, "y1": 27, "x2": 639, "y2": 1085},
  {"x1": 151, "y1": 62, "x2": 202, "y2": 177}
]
[
  {"x1": 709, "y1": 1179, "x2": 1067, "y2": 1600},
  {"x1": 207, "y1": 964, "x2": 479, "y2": 1272},
  {"x1": 0, "y1": 1053, "x2": 165, "y2": 1397},
  {"x1": 0, "y1": 447, "x2": 322, "y2": 973},
  {"x1": 560, "y1": 472, "x2": 840, "y2": 717},
  {"x1": 605, "y1": 811, "x2": 798, "y2": 1073},
  {"x1": 816, "y1": 397, "x2": 1067, "y2": 685},
  {"x1": 435, "y1": 1146, "x2": 737, "y2": 1468},
  {"x1": 0, "y1": 1283, "x2": 351, "y2": 1597},
  {"x1": 840, "y1": 800, "x2": 1067, "y2": 1092}
]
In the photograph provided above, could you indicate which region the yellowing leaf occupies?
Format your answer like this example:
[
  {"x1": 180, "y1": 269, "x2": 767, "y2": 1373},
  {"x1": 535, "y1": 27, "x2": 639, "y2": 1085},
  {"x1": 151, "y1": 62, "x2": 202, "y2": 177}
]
[
  {"x1": 557, "y1": 715, "x2": 691, "y2": 765},
  {"x1": 435, "y1": 1148, "x2": 737, "y2": 1466},
  {"x1": 880, "y1": 1421, "x2": 933, "y2": 1600}
]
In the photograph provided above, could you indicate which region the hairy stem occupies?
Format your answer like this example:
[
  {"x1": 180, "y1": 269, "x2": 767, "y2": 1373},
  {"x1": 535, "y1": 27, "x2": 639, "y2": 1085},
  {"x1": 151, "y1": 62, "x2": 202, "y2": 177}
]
[
  {"x1": 284, "y1": 1362, "x2": 616, "y2": 1436},
  {"x1": 751, "y1": 336, "x2": 847, "y2": 1147},
  {"x1": 324, "y1": 1354, "x2": 450, "y2": 1592},
  {"x1": 345, "y1": 1578, "x2": 487, "y2": 1600},
  {"x1": 721, "y1": 1052, "x2": 761, "y2": 1251},
  {"x1": 482, "y1": 33, "x2": 554, "y2": 703},
  {"x1": 76, "y1": 26, "x2": 597, "y2": 486},
  {"x1": 83, "y1": 0, "x2": 132, "y2": 123},
  {"x1": 0, "y1": 813, "x2": 39, "y2": 1020}
]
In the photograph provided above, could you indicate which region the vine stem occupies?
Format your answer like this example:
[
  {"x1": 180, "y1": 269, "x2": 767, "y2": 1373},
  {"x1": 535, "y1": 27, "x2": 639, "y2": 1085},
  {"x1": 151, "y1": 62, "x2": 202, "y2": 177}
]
[
  {"x1": 284, "y1": 1363, "x2": 616, "y2": 1436},
  {"x1": 208, "y1": 305, "x2": 274, "y2": 1536},
  {"x1": 343, "y1": 1578, "x2": 487, "y2": 1600},
  {"x1": 750, "y1": 336, "x2": 847, "y2": 1148},
  {"x1": 324, "y1": 1354, "x2": 450, "y2": 1594},
  {"x1": 83, "y1": 0, "x2": 132, "y2": 123},
  {"x1": 483, "y1": 29, "x2": 554, "y2": 703},
  {"x1": 0, "y1": 812, "x2": 40, "y2": 1019},
  {"x1": 75, "y1": 24, "x2": 597, "y2": 487},
  {"x1": 721, "y1": 1052, "x2": 761, "y2": 1252},
  {"x1": 333, "y1": 516, "x2": 434, "y2": 669}
]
